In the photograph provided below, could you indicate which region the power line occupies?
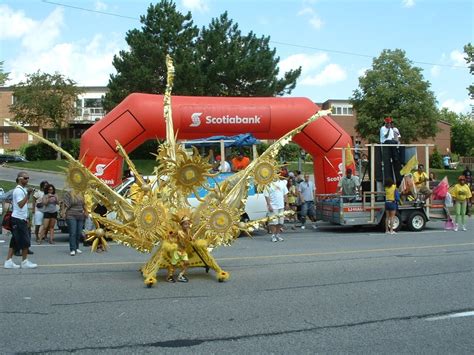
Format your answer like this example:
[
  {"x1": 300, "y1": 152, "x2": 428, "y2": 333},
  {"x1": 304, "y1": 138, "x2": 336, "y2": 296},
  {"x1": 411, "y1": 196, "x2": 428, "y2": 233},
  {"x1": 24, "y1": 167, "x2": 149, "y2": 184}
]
[{"x1": 42, "y1": 0, "x2": 469, "y2": 70}]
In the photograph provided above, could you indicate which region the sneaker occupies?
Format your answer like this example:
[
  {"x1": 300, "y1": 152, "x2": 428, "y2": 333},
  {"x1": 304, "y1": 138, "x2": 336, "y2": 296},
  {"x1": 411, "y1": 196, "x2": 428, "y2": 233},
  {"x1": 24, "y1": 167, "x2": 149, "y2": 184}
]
[
  {"x1": 21, "y1": 259, "x2": 37, "y2": 269},
  {"x1": 4, "y1": 259, "x2": 20, "y2": 269},
  {"x1": 70, "y1": 250, "x2": 76, "y2": 256},
  {"x1": 391, "y1": 231, "x2": 397, "y2": 235},
  {"x1": 271, "y1": 235, "x2": 278, "y2": 242},
  {"x1": 277, "y1": 235, "x2": 284, "y2": 241},
  {"x1": 14, "y1": 250, "x2": 21, "y2": 257},
  {"x1": 462, "y1": 225, "x2": 467, "y2": 231},
  {"x1": 312, "y1": 225, "x2": 318, "y2": 230},
  {"x1": 301, "y1": 225, "x2": 306, "y2": 230},
  {"x1": 177, "y1": 274, "x2": 188, "y2": 283},
  {"x1": 75, "y1": 249, "x2": 82, "y2": 254},
  {"x1": 454, "y1": 225, "x2": 458, "y2": 232},
  {"x1": 27, "y1": 249, "x2": 34, "y2": 255},
  {"x1": 167, "y1": 275, "x2": 176, "y2": 283}
]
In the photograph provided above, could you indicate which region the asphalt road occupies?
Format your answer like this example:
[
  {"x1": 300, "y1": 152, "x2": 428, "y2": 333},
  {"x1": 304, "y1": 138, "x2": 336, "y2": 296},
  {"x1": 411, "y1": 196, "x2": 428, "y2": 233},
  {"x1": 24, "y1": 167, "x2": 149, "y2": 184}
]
[
  {"x1": 1, "y1": 220, "x2": 473, "y2": 354},
  {"x1": 0, "y1": 166, "x2": 66, "y2": 190}
]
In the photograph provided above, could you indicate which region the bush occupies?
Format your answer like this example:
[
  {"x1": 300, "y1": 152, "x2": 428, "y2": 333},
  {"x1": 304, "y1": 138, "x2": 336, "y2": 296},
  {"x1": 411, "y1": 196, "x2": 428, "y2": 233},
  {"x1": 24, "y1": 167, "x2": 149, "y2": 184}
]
[
  {"x1": 61, "y1": 139, "x2": 80, "y2": 159},
  {"x1": 430, "y1": 148, "x2": 443, "y2": 169},
  {"x1": 24, "y1": 142, "x2": 57, "y2": 161}
]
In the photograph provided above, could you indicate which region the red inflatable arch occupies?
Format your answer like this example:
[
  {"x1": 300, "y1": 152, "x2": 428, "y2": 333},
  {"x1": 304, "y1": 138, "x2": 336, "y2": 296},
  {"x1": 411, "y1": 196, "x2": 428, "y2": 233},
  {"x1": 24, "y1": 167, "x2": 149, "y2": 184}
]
[{"x1": 79, "y1": 94, "x2": 352, "y2": 193}]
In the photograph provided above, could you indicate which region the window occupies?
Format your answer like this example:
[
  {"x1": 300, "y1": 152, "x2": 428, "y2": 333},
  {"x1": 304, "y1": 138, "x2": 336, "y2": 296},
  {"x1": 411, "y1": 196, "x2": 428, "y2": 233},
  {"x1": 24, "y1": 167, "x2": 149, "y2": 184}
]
[
  {"x1": 3, "y1": 132, "x2": 10, "y2": 145},
  {"x1": 45, "y1": 130, "x2": 58, "y2": 140},
  {"x1": 331, "y1": 104, "x2": 353, "y2": 116},
  {"x1": 84, "y1": 98, "x2": 103, "y2": 108}
]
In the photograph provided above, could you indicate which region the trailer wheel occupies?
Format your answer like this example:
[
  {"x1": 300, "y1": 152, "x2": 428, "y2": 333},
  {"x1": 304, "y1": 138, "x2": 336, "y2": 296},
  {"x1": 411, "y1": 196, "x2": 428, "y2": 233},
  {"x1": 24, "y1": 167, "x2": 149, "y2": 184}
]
[{"x1": 407, "y1": 211, "x2": 426, "y2": 232}]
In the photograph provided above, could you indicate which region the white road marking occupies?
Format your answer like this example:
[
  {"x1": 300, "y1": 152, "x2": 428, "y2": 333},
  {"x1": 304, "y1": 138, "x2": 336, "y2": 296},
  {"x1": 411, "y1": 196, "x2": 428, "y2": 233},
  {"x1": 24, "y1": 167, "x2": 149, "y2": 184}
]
[{"x1": 426, "y1": 311, "x2": 474, "y2": 321}]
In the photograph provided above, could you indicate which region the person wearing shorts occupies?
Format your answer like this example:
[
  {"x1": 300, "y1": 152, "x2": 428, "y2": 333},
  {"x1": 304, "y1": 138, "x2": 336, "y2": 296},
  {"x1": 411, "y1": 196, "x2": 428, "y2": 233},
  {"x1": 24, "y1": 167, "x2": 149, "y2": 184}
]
[
  {"x1": 264, "y1": 176, "x2": 289, "y2": 242},
  {"x1": 33, "y1": 180, "x2": 49, "y2": 243},
  {"x1": 384, "y1": 177, "x2": 398, "y2": 235},
  {"x1": 4, "y1": 172, "x2": 37, "y2": 269}
]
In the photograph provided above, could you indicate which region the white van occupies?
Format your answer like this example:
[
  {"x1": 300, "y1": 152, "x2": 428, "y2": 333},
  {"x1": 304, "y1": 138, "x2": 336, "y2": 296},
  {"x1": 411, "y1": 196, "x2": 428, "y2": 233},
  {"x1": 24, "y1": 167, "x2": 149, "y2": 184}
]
[{"x1": 114, "y1": 172, "x2": 268, "y2": 222}]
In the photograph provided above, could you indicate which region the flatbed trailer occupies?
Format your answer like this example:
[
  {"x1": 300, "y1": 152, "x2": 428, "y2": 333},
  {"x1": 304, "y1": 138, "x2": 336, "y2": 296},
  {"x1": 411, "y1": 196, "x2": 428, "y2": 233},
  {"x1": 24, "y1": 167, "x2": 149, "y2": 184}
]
[{"x1": 315, "y1": 143, "x2": 448, "y2": 231}]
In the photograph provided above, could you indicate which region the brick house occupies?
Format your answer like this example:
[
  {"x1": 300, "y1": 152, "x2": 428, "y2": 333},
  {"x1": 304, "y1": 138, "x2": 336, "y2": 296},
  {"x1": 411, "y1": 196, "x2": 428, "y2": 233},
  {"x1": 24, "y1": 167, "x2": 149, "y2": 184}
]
[{"x1": 0, "y1": 86, "x2": 108, "y2": 153}]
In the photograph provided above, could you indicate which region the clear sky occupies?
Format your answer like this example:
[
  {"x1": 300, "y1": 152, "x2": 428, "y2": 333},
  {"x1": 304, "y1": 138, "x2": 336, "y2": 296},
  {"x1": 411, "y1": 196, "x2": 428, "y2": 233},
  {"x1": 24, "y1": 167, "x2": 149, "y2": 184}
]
[{"x1": 1, "y1": 0, "x2": 472, "y2": 114}]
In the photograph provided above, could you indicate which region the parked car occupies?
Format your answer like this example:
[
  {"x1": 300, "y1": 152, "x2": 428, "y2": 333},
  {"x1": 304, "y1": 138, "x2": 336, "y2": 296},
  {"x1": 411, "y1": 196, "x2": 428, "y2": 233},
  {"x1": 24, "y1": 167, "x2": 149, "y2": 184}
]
[{"x1": 0, "y1": 154, "x2": 28, "y2": 163}]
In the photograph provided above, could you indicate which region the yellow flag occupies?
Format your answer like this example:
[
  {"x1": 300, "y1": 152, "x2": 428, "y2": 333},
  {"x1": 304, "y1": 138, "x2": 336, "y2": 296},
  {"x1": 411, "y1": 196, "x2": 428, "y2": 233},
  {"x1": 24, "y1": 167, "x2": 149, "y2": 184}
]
[
  {"x1": 400, "y1": 154, "x2": 418, "y2": 175},
  {"x1": 345, "y1": 143, "x2": 354, "y2": 167}
]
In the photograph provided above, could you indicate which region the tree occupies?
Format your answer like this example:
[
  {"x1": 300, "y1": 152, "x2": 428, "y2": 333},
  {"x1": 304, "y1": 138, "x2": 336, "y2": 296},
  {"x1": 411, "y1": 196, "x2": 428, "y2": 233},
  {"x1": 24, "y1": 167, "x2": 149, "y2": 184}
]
[
  {"x1": 195, "y1": 12, "x2": 300, "y2": 97},
  {"x1": 103, "y1": 0, "x2": 200, "y2": 111},
  {"x1": 104, "y1": 1, "x2": 301, "y2": 111},
  {"x1": 0, "y1": 61, "x2": 9, "y2": 86},
  {"x1": 10, "y1": 71, "x2": 82, "y2": 152},
  {"x1": 439, "y1": 108, "x2": 474, "y2": 156},
  {"x1": 351, "y1": 49, "x2": 439, "y2": 143},
  {"x1": 464, "y1": 43, "x2": 474, "y2": 99}
]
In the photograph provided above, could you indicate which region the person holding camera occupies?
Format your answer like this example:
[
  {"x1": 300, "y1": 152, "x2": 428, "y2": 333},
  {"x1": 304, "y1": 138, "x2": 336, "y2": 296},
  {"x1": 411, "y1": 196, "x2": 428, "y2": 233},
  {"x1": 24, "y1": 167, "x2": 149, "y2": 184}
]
[
  {"x1": 4, "y1": 172, "x2": 37, "y2": 269},
  {"x1": 38, "y1": 184, "x2": 59, "y2": 244}
]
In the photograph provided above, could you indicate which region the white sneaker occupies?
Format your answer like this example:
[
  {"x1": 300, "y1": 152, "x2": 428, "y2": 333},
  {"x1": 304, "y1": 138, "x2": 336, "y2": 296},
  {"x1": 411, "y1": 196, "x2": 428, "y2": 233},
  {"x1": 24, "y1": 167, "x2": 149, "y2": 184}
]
[
  {"x1": 312, "y1": 225, "x2": 318, "y2": 230},
  {"x1": 70, "y1": 250, "x2": 76, "y2": 256},
  {"x1": 21, "y1": 259, "x2": 37, "y2": 269},
  {"x1": 462, "y1": 225, "x2": 467, "y2": 231},
  {"x1": 453, "y1": 225, "x2": 458, "y2": 232},
  {"x1": 4, "y1": 259, "x2": 20, "y2": 269},
  {"x1": 301, "y1": 225, "x2": 306, "y2": 230},
  {"x1": 75, "y1": 249, "x2": 82, "y2": 254},
  {"x1": 277, "y1": 235, "x2": 284, "y2": 241},
  {"x1": 271, "y1": 235, "x2": 278, "y2": 242}
]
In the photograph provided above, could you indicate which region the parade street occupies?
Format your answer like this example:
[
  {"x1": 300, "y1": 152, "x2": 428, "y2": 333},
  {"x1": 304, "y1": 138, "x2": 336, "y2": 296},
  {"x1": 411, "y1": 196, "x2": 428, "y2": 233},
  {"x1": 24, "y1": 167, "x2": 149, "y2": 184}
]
[{"x1": 1, "y1": 221, "x2": 473, "y2": 354}]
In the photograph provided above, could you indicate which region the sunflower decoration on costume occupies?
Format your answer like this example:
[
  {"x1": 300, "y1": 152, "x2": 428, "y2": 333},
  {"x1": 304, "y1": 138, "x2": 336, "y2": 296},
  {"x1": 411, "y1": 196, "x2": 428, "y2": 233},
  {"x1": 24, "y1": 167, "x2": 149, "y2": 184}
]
[
  {"x1": 157, "y1": 145, "x2": 218, "y2": 200},
  {"x1": 134, "y1": 196, "x2": 168, "y2": 243},
  {"x1": 251, "y1": 157, "x2": 282, "y2": 193},
  {"x1": 63, "y1": 160, "x2": 93, "y2": 193},
  {"x1": 198, "y1": 201, "x2": 241, "y2": 246}
]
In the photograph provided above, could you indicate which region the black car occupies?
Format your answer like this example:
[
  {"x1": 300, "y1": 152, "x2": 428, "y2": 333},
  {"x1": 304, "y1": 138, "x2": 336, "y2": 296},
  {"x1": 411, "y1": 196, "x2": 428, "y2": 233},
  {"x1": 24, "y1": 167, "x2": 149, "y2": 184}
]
[{"x1": 0, "y1": 154, "x2": 28, "y2": 163}]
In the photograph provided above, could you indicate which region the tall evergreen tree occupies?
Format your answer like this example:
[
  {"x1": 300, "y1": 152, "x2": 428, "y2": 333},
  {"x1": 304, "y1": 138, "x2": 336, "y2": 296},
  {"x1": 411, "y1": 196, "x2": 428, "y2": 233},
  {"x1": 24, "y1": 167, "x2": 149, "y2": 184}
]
[
  {"x1": 352, "y1": 49, "x2": 438, "y2": 143},
  {"x1": 196, "y1": 12, "x2": 301, "y2": 97},
  {"x1": 103, "y1": 0, "x2": 199, "y2": 111},
  {"x1": 104, "y1": 1, "x2": 301, "y2": 111}
]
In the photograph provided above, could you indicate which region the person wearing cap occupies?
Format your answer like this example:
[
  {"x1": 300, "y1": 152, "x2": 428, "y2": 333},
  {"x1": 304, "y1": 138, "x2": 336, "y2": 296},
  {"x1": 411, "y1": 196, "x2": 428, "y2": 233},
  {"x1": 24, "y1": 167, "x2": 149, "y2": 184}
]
[
  {"x1": 4, "y1": 172, "x2": 37, "y2": 269},
  {"x1": 449, "y1": 175, "x2": 472, "y2": 232},
  {"x1": 338, "y1": 168, "x2": 360, "y2": 201},
  {"x1": 380, "y1": 117, "x2": 401, "y2": 144},
  {"x1": 231, "y1": 151, "x2": 250, "y2": 171}
]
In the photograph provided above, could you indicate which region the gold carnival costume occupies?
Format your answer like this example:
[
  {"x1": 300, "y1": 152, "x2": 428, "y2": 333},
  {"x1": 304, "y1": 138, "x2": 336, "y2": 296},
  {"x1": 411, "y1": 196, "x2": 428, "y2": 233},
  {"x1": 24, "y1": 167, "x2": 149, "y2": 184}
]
[{"x1": 10, "y1": 56, "x2": 331, "y2": 287}]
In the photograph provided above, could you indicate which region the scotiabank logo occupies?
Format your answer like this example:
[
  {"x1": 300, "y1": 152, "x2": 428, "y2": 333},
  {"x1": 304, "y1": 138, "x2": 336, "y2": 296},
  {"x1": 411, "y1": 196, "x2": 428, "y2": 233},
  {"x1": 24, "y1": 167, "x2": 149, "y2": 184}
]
[
  {"x1": 181, "y1": 105, "x2": 270, "y2": 133},
  {"x1": 190, "y1": 113, "x2": 202, "y2": 127},
  {"x1": 189, "y1": 112, "x2": 262, "y2": 128}
]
